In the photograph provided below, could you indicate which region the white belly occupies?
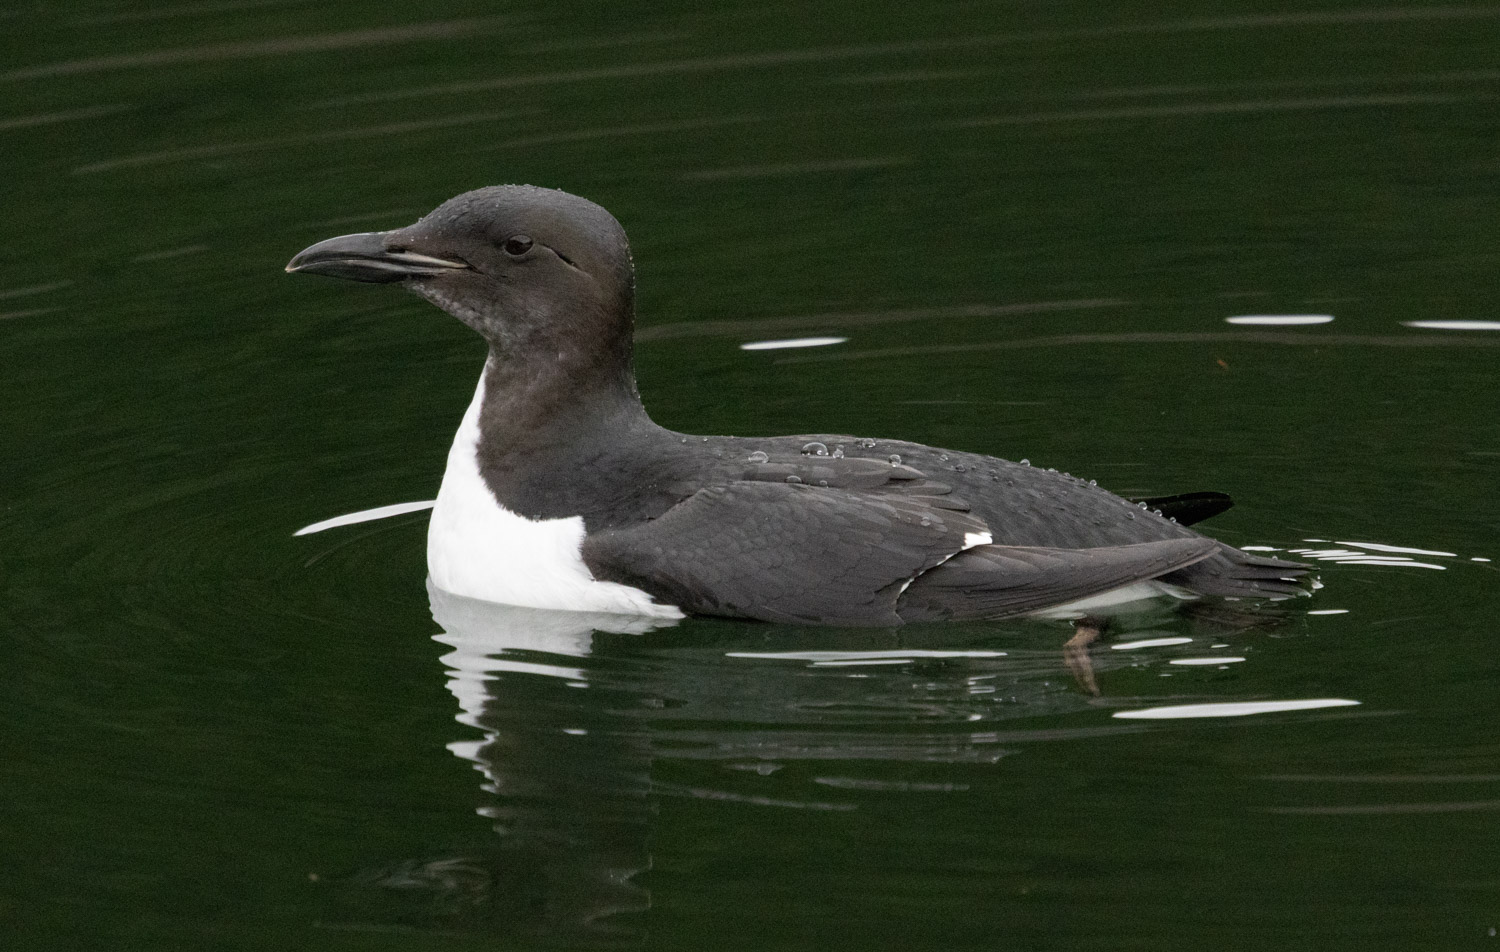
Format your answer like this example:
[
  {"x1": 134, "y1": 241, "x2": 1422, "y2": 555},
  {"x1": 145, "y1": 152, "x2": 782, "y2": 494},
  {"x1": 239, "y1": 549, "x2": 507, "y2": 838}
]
[
  {"x1": 426, "y1": 365, "x2": 684, "y2": 619},
  {"x1": 1030, "y1": 580, "x2": 1196, "y2": 620}
]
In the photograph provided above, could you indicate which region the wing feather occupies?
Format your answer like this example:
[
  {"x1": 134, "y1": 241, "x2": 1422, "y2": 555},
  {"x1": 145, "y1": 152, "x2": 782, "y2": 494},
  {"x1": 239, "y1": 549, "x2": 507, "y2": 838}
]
[
  {"x1": 583, "y1": 482, "x2": 986, "y2": 625},
  {"x1": 897, "y1": 538, "x2": 1220, "y2": 622}
]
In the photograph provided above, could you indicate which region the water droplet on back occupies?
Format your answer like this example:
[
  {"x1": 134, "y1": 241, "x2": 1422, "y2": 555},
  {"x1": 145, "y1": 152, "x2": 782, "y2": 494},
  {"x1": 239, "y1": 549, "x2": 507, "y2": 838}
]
[
  {"x1": 888, "y1": 453, "x2": 902, "y2": 466},
  {"x1": 785, "y1": 475, "x2": 802, "y2": 484},
  {"x1": 832, "y1": 445, "x2": 845, "y2": 459},
  {"x1": 801, "y1": 441, "x2": 829, "y2": 457},
  {"x1": 1019, "y1": 459, "x2": 1030, "y2": 466},
  {"x1": 747, "y1": 450, "x2": 769, "y2": 463}
]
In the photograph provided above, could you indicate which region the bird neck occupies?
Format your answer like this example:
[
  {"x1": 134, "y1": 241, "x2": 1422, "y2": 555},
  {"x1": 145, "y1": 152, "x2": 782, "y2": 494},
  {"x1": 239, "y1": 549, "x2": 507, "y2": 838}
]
[
  {"x1": 479, "y1": 337, "x2": 649, "y2": 441},
  {"x1": 470, "y1": 330, "x2": 667, "y2": 519}
]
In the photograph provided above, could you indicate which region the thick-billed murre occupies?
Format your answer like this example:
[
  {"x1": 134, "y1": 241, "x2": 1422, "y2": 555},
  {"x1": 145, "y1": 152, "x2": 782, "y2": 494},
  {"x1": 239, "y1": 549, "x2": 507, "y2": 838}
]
[{"x1": 286, "y1": 185, "x2": 1308, "y2": 625}]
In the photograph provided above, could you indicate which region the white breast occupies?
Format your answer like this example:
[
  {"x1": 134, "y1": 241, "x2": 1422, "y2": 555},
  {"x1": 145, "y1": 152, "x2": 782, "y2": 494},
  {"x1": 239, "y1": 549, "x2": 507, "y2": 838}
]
[{"x1": 426, "y1": 364, "x2": 684, "y2": 619}]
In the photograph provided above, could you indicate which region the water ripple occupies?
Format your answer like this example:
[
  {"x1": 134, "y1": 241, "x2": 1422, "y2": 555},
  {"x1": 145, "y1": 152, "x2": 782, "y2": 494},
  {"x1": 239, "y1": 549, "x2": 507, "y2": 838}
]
[
  {"x1": 781, "y1": 330, "x2": 1500, "y2": 364},
  {"x1": 129, "y1": 244, "x2": 212, "y2": 264},
  {"x1": 0, "y1": 308, "x2": 60, "y2": 321},
  {"x1": 682, "y1": 157, "x2": 910, "y2": 180},
  {"x1": 306, "y1": 7, "x2": 1500, "y2": 107},
  {"x1": 638, "y1": 299, "x2": 1124, "y2": 341},
  {"x1": 465, "y1": 114, "x2": 776, "y2": 154},
  {"x1": 72, "y1": 109, "x2": 532, "y2": 174},
  {"x1": 510, "y1": 30, "x2": 692, "y2": 55},
  {"x1": 1264, "y1": 800, "x2": 1500, "y2": 816},
  {"x1": 0, "y1": 281, "x2": 70, "y2": 300},
  {"x1": 1055, "y1": 68, "x2": 1500, "y2": 102},
  {"x1": 0, "y1": 104, "x2": 132, "y2": 131},
  {"x1": 954, "y1": 92, "x2": 1494, "y2": 128},
  {"x1": 1265, "y1": 774, "x2": 1500, "y2": 783},
  {"x1": 2, "y1": 16, "x2": 513, "y2": 82}
]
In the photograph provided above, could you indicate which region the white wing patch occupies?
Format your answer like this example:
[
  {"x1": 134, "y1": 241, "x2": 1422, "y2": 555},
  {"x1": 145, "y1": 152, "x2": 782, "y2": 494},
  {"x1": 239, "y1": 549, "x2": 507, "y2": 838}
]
[
  {"x1": 895, "y1": 529, "x2": 994, "y2": 598},
  {"x1": 426, "y1": 364, "x2": 684, "y2": 619}
]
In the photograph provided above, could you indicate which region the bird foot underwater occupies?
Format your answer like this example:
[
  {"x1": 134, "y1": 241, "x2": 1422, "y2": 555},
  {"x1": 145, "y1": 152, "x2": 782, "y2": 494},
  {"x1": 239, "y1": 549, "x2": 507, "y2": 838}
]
[
  {"x1": 1064, "y1": 619, "x2": 1106, "y2": 697},
  {"x1": 287, "y1": 185, "x2": 1314, "y2": 627}
]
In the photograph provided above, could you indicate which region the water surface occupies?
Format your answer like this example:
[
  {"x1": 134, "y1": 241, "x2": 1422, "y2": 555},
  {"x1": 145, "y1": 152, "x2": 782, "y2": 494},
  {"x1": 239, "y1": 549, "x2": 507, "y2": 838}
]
[{"x1": 4, "y1": 2, "x2": 1499, "y2": 949}]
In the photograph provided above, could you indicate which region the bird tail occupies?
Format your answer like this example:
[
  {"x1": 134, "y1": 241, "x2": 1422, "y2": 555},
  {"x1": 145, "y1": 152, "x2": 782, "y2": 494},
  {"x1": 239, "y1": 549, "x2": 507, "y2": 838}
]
[{"x1": 1163, "y1": 546, "x2": 1312, "y2": 599}]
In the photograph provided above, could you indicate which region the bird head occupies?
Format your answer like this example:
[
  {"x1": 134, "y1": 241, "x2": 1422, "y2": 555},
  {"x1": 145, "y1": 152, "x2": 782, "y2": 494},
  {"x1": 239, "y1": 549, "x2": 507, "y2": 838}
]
[{"x1": 287, "y1": 185, "x2": 635, "y2": 352}]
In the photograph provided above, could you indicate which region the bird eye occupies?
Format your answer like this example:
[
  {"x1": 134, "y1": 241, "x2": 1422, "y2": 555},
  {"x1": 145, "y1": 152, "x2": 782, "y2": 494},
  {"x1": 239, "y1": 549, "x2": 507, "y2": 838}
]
[{"x1": 502, "y1": 235, "x2": 533, "y2": 257}]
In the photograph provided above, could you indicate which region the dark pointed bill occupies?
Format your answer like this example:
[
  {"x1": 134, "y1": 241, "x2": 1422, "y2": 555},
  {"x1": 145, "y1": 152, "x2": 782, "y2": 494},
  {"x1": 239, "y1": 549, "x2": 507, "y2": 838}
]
[{"x1": 285, "y1": 231, "x2": 469, "y2": 284}]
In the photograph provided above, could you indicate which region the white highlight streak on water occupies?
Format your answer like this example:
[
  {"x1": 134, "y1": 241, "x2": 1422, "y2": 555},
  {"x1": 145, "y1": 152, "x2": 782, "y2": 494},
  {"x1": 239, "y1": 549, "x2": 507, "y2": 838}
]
[
  {"x1": 1114, "y1": 699, "x2": 1361, "y2": 720},
  {"x1": 727, "y1": 649, "x2": 1007, "y2": 661},
  {"x1": 1334, "y1": 540, "x2": 1457, "y2": 557},
  {"x1": 1225, "y1": 315, "x2": 1334, "y2": 325},
  {"x1": 294, "y1": 500, "x2": 436, "y2": 536},
  {"x1": 1403, "y1": 320, "x2": 1500, "y2": 331},
  {"x1": 1110, "y1": 637, "x2": 1194, "y2": 650},
  {"x1": 740, "y1": 336, "x2": 849, "y2": 350}
]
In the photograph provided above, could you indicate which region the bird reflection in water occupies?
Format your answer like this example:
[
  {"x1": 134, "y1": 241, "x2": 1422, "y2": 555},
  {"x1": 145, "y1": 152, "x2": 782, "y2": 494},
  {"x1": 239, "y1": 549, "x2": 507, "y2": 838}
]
[
  {"x1": 428, "y1": 583, "x2": 665, "y2": 946},
  {"x1": 1061, "y1": 599, "x2": 1286, "y2": 695},
  {"x1": 378, "y1": 581, "x2": 1295, "y2": 943}
]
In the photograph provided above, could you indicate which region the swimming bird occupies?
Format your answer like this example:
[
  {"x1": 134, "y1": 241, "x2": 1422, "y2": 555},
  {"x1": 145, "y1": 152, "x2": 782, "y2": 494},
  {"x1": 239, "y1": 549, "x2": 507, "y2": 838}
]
[{"x1": 286, "y1": 185, "x2": 1308, "y2": 625}]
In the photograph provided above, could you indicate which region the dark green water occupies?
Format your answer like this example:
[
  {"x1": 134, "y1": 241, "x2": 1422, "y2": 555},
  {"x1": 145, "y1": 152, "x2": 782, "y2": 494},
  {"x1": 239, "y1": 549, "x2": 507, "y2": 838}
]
[{"x1": 5, "y1": 2, "x2": 1500, "y2": 949}]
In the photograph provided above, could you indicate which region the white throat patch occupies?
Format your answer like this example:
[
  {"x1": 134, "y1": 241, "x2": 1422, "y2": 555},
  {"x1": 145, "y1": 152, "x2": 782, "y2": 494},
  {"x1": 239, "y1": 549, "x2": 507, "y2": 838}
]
[{"x1": 426, "y1": 362, "x2": 684, "y2": 619}]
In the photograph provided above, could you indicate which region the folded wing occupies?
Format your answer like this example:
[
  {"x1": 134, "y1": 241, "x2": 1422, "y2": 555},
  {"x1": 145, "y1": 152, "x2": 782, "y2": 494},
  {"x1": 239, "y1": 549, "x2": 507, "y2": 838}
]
[
  {"x1": 897, "y1": 537, "x2": 1219, "y2": 622},
  {"x1": 584, "y1": 480, "x2": 1223, "y2": 626},
  {"x1": 583, "y1": 482, "x2": 988, "y2": 625}
]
